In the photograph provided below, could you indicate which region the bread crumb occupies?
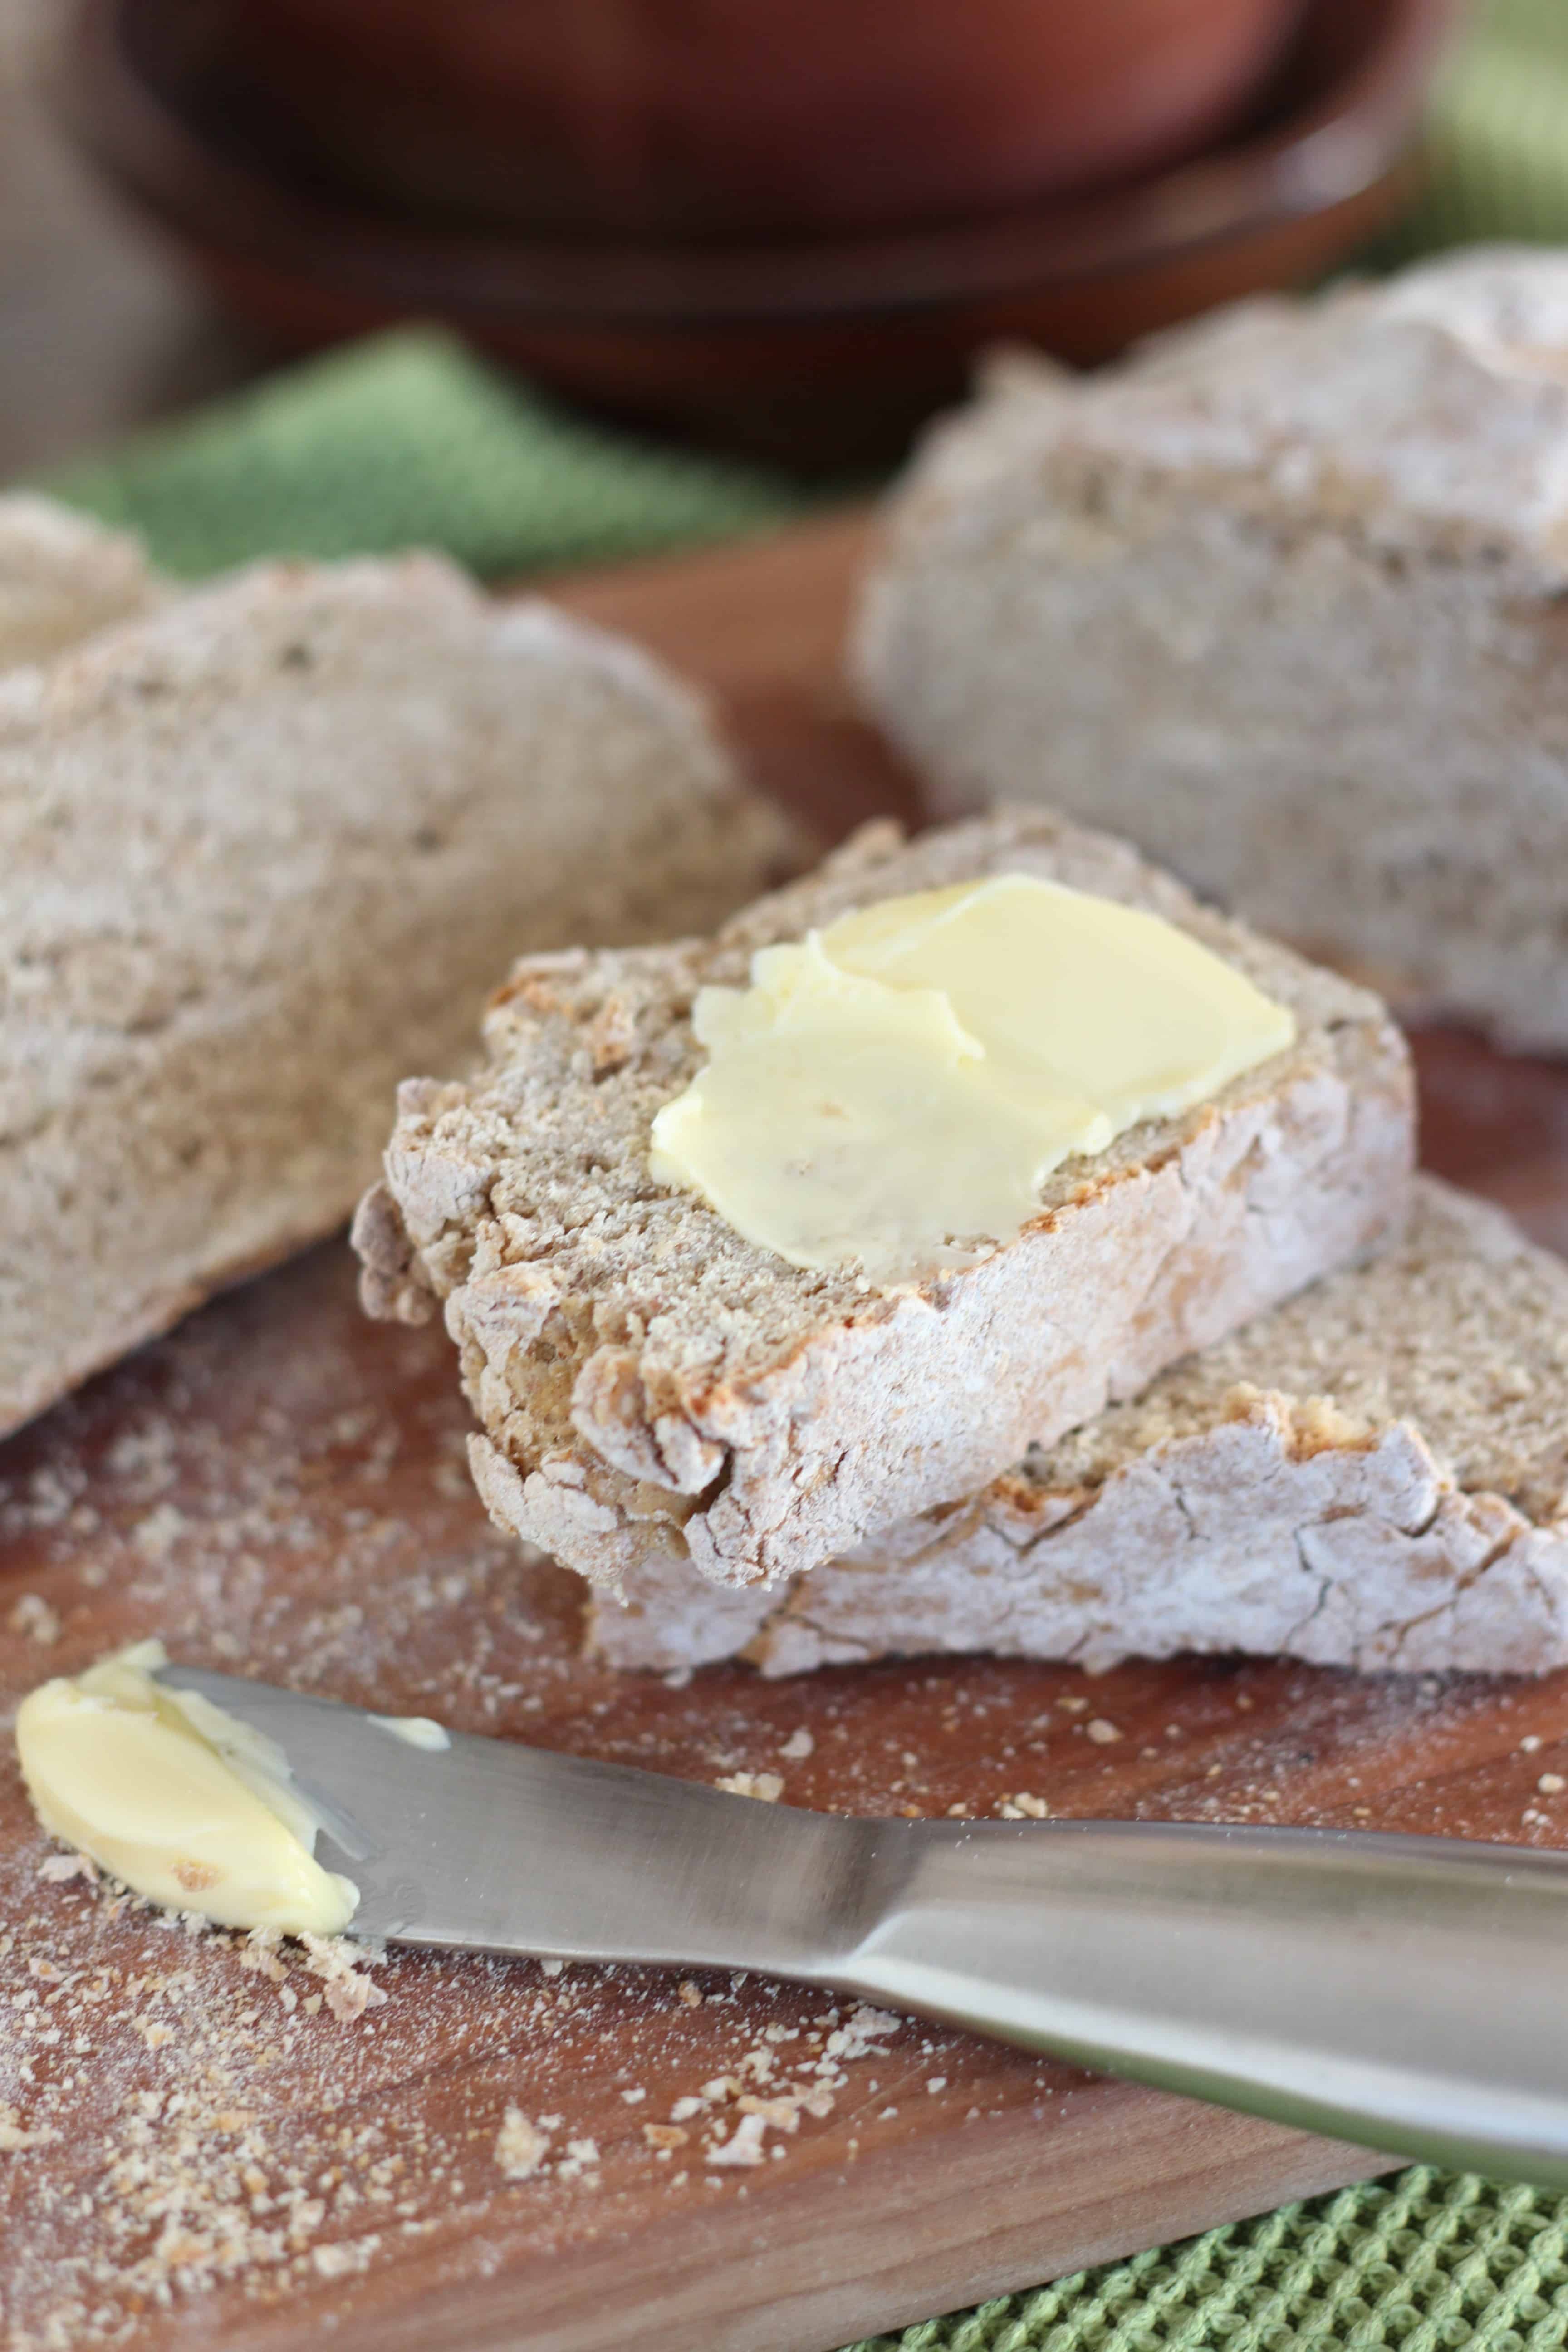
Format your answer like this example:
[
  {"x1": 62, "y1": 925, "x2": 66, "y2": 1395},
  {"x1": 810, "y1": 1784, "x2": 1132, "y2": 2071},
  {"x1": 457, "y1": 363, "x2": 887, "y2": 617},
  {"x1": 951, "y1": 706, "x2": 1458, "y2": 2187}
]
[
  {"x1": 779, "y1": 1729, "x2": 814, "y2": 1761},
  {"x1": 1058, "y1": 1695, "x2": 1088, "y2": 1713},
  {"x1": 9, "y1": 1593, "x2": 59, "y2": 1645},
  {"x1": 1086, "y1": 1719, "x2": 1121, "y2": 1745},
  {"x1": 926, "y1": 2077, "x2": 948, "y2": 2094},
  {"x1": 1538, "y1": 1773, "x2": 1565, "y2": 1795},
  {"x1": 715, "y1": 1771, "x2": 784, "y2": 1802},
  {"x1": 0, "y1": 2106, "x2": 59, "y2": 2152},
  {"x1": 643, "y1": 2124, "x2": 688, "y2": 2151},
  {"x1": 494, "y1": 2109, "x2": 550, "y2": 2181},
  {"x1": 299, "y1": 1935, "x2": 390, "y2": 2023},
  {"x1": 736, "y1": 2095, "x2": 803, "y2": 2133},
  {"x1": 37, "y1": 1851, "x2": 97, "y2": 1885},
  {"x1": 705, "y1": 2113, "x2": 768, "y2": 2168},
  {"x1": 1520, "y1": 1735, "x2": 1544, "y2": 1753}
]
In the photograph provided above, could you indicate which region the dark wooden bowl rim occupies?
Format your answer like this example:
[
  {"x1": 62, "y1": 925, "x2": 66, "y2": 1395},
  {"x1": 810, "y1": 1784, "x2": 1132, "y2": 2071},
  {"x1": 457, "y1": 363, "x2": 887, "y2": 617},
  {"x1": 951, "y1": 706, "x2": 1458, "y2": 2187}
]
[{"x1": 59, "y1": 0, "x2": 1456, "y2": 326}]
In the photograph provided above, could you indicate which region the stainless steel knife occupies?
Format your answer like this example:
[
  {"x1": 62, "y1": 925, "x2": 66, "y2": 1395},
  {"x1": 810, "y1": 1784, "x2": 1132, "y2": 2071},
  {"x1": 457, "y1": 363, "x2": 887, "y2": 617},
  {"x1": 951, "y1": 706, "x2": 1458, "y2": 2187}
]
[{"x1": 157, "y1": 1660, "x2": 1568, "y2": 2187}]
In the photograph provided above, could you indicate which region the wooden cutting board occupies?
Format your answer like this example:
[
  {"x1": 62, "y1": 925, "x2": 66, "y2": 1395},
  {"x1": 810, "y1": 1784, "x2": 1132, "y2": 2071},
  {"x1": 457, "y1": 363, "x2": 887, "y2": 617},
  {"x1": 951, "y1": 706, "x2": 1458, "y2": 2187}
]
[{"x1": 6, "y1": 511, "x2": 1568, "y2": 2352}]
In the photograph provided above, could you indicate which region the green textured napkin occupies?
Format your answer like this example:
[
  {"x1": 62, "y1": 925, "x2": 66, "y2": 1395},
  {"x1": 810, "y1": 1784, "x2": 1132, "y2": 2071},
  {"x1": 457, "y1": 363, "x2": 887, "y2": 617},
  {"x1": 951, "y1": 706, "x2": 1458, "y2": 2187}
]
[
  {"x1": 38, "y1": 329, "x2": 807, "y2": 580},
  {"x1": 846, "y1": 2170, "x2": 1568, "y2": 2352},
  {"x1": 1387, "y1": 0, "x2": 1568, "y2": 260},
  {"x1": 26, "y1": 1, "x2": 1568, "y2": 2348}
]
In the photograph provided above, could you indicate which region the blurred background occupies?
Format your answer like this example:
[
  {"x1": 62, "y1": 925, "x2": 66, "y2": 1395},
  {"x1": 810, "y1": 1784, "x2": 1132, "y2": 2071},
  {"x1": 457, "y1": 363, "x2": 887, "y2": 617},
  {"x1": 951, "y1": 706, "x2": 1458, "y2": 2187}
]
[{"x1": 2, "y1": 0, "x2": 1565, "y2": 570}]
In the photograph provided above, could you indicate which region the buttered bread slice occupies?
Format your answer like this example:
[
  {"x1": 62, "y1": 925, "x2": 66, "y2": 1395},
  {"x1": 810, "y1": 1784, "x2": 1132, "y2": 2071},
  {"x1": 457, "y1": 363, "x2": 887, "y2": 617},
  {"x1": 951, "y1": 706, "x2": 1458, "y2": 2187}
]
[
  {"x1": 358, "y1": 808, "x2": 1414, "y2": 1592},
  {"x1": 589, "y1": 1179, "x2": 1568, "y2": 1678}
]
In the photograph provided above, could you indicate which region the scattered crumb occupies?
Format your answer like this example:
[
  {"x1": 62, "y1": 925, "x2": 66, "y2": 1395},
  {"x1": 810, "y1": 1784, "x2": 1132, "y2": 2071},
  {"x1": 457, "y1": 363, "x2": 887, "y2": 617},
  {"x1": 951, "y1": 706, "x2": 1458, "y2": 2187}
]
[
  {"x1": 715, "y1": 1772, "x2": 784, "y2": 1803},
  {"x1": 495, "y1": 2110, "x2": 551, "y2": 2182},
  {"x1": 1521, "y1": 1735, "x2": 1544, "y2": 1753},
  {"x1": 299, "y1": 1934, "x2": 389, "y2": 2023},
  {"x1": 779, "y1": 1729, "x2": 814, "y2": 1762},
  {"x1": 705, "y1": 2113, "x2": 768, "y2": 2169},
  {"x1": 9, "y1": 1593, "x2": 60, "y2": 1645},
  {"x1": 37, "y1": 1851, "x2": 97, "y2": 1886},
  {"x1": 1539, "y1": 1773, "x2": 1566, "y2": 1795},
  {"x1": 0, "y1": 2106, "x2": 59, "y2": 2152},
  {"x1": 1058, "y1": 1696, "x2": 1089, "y2": 1713},
  {"x1": 926, "y1": 2077, "x2": 948, "y2": 2095},
  {"x1": 558, "y1": 2138, "x2": 600, "y2": 2185}
]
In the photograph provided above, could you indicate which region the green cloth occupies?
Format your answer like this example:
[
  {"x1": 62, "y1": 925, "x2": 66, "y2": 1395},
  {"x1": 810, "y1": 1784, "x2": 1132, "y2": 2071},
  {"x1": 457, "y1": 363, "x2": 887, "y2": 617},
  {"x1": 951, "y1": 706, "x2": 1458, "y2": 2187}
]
[
  {"x1": 38, "y1": 330, "x2": 807, "y2": 580},
  {"x1": 1387, "y1": 0, "x2": 1568, "y2": 260},
  {"x1": 845, "y1": 2171, "x2": 1568, "y2": 2352},
  {"x1": 24, "y1": 2, "x2": 1568, "y2": 2347}
]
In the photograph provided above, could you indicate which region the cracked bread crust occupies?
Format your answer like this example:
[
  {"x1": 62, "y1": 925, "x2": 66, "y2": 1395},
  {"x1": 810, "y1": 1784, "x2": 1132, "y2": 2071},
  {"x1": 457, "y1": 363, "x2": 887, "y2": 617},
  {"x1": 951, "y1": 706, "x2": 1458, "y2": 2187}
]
[
  {"x1": 360, "y1": 806, "x2": 1415, "y2": 1592},
  {"x1": 589, "y1": 1179, "x2": 1568, "y2": 1677},
  {"x1": 0, "y1": 551, "x2": 795, "y2": 1436}
]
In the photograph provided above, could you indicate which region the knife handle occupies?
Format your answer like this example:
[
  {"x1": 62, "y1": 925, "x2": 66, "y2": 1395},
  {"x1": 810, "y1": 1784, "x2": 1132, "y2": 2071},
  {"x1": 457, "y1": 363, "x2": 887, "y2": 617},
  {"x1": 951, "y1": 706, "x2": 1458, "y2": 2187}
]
[{"x1": 836, "y1": 1817, "x2": 1568, "y2": 2185}]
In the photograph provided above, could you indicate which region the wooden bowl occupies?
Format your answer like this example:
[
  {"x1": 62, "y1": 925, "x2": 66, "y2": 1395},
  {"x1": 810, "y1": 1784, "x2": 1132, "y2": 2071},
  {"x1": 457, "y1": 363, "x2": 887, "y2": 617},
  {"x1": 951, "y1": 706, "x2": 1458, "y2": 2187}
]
[
  {"x1": 119, "y1": 0, "x2": 1305, "y2": 241},
  {"x1": 58, "y1": 0, "x2": 1457, "y2": 471}
]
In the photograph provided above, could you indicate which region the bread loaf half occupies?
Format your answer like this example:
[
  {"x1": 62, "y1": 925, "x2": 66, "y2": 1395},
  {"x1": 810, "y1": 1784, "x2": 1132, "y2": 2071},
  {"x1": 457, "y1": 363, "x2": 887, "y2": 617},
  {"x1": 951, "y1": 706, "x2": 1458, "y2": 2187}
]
[
  {"x1": 358, "y1": 807, "x2": 1414, "y2": 1593},
  {"x1": 856, "y1": 246, "x2": 1568, "y2": 1049},
  {"x1": 0, "y1": 495, "x2": 164, "y2": 669},
  {"x1": 589, "y1": 1178, "x2": 1568, "y2": 1678},
  {"x1": 1, "y1": 553, "x2": 794, "y2": 1435}
]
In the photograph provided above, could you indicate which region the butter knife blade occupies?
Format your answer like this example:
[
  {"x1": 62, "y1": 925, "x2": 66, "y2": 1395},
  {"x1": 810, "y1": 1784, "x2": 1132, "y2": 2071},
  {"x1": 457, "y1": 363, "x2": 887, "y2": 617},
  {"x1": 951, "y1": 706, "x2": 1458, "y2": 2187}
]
[{"x1": 154, "y1": 1661, "x2": 1568, "y2": 2188}]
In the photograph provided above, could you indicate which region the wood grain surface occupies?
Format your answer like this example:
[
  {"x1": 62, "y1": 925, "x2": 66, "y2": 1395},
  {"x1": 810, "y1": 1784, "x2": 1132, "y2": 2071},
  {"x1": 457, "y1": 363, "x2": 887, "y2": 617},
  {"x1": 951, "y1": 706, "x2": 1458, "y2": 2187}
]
[{"x1": 5, "y1": 512, "x2": 1568, "y2": 2352}]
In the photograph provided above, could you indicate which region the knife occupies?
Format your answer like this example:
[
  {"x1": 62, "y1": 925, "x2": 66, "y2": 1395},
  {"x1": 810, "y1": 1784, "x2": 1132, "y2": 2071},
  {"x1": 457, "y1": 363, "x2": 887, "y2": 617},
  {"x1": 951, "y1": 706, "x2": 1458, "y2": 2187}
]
[{"x1": 152, "y1": 1660, "x2": 1568, "y2": 2187}]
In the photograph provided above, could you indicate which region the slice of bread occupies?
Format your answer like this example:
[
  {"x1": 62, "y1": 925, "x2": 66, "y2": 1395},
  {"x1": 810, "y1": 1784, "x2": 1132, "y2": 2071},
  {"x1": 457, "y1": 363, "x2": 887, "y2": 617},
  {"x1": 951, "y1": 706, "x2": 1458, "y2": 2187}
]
[
  {"x1": 0, "y1": 553, "x2": 795, "y2": 1437},
  {"x1": 589, "y1": 1178, "x2": 1568, "y2": 1677},
  {"x1": 358, "y1": 808, "x2": 1414, "y2": 1593},
  {"x1": 0, "y1": 496, "x2": 164, "y2": 669},
  {"x1": 855, "y1": 246, "x2": 1568, "y2": 1049}
]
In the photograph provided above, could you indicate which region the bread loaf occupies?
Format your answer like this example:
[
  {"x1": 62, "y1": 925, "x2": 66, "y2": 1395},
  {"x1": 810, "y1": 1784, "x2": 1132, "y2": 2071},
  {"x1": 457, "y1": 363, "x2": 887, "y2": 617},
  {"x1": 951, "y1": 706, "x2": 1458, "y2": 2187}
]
[
  {"x1": 589, "y1": 1178, "x2": 1568, "y2": 1678},
  {"x1": 856, "y1": 246, "x2": 1568, "y2": 1048},
  {"x1": 0, "y1": 496, "x2": 163, "y2": 669},
  {"x1": 0, "y1": 553, "x2": 795, "y2": 1435},
  {"x1": 358, "y1": 807, "x2": 1413, "y2": 1593}
]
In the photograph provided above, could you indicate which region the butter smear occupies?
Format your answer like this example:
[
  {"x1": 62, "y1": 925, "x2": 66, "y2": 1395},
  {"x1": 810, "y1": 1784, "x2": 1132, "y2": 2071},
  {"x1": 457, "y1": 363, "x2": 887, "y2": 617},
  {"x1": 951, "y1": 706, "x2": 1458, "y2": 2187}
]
[
  {"x1": 16, "y1": 1640, "x2": 358, "y2": 1935},
  {"x1": 650, "y1": 873, "x2": 1295, "y2": 1277}
]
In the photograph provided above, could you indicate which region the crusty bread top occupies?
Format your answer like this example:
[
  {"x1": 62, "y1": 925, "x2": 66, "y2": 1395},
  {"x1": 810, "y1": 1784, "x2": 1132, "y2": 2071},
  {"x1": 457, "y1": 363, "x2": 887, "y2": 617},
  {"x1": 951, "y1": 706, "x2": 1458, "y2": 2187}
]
[
  {"x1": 0, "y1": 495, "x2": 164, "y2": 669},
  {"x1": 369, "y1": 804, "x2": 1394, "y2": 1428},
  {"x1": 1031, "y1": 1175, "x2": 1568, "y2": 1526},
  {"x1": 0, "y1": 550, "x2": 762, "y2": 1151},
  {"x1": 0, "y1": 549, "x2": 797, "y2": 1434},
  {"x1": 885, "y1": 246, "x2": 1568, "y2": 589}
]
